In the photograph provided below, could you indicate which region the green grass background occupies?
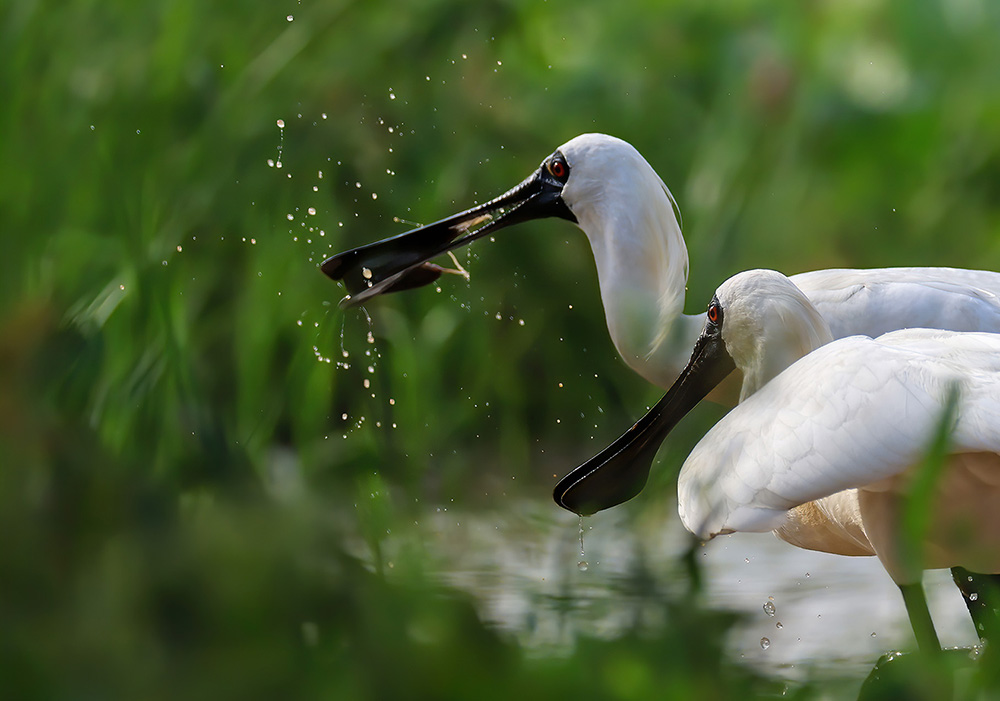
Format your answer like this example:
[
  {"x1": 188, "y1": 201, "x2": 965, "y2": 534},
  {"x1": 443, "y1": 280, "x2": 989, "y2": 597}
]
[{"x1": 3, "y1": 0, "x2": 1000, "y2": 698}]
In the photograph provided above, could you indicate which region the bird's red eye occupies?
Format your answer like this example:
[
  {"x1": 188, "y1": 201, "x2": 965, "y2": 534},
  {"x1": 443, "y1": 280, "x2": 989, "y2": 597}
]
[
  {"x1": 707, "y1": 303, "x2": 720, "y2": 324},
  {"x1": 548, "y1": 157, "x2": 568, "y2": 181}
]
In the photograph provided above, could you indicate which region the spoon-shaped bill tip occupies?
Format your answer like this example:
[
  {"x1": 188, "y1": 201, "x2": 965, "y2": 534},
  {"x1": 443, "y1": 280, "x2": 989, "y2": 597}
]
[{"x1": 553, "y1": 331, "x2": 736, "y2": 516}]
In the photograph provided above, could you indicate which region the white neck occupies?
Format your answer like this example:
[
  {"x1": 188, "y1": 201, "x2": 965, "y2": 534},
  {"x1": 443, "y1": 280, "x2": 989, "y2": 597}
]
[
  {"x1": 577, "y1": 184, "x2": 701, "y2": 388},
  {"x1": 555, "y1": 134, "x2": 707, "y2": 388}
]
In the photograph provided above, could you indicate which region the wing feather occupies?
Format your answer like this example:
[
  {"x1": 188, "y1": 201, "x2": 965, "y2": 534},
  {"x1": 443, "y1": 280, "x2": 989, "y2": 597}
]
[
  {"x1": 677, "y1": 332, "x2": 1000, "y2": 539},
  {"x1": 791, "y1": 268, "x2": 1000, "y2": 340}
]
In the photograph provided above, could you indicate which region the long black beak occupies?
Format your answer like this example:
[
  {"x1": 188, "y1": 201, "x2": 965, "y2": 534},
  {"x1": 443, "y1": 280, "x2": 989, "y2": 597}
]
[
  {"x1": 553, "y1": 321, "x2": 736, "y2": 516},
  {"x1": 320, "y1": 159, "x2": 576, "y2": 309}
]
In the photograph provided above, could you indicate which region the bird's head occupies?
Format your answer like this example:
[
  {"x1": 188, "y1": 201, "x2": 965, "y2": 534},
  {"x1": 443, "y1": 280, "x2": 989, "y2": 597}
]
[
  {"x1": 319, "y1": 134, "x2": 678, "y2": 309},
  {"x1": 712, "y1": 270, "x2": 833, "y2": 400}
]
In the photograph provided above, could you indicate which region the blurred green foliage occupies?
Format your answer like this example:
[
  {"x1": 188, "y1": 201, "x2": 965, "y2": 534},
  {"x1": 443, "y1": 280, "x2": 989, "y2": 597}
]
[{"x1": 3, "y1": 0, "x2": 1000, "y2": 697}]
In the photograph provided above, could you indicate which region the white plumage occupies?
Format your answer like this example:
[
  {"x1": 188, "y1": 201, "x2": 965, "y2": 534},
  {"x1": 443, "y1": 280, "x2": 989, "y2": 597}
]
[
  {"x1": 678, "y1": 324, "x2": 1000, "y2": 585},
  {"x1": 651, "y1": 270, "x2": 1000, "y2": 652}
]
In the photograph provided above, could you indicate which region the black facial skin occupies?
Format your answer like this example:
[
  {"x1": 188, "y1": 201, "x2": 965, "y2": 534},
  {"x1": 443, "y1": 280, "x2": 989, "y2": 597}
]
[
  {"x1": 553, "y1": 296, "x2": 734, "y2": 516},
  {"x1": 320, "y1": 151, "x2": 575, "y2": 309}
]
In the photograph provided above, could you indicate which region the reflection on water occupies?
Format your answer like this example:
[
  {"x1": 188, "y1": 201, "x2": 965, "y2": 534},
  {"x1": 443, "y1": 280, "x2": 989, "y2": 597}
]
[{"x1": 417, "y1": 497, "x2": 977, "y2": 684}]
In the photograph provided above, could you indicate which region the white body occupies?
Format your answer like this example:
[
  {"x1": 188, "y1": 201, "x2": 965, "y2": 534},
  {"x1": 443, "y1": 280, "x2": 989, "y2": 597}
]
[
  {"x1": 673, "y1": 275, "x2": 1000, "y2": 583},
  {"x1": 557, "y1": 135, "x2": 1000, "y2": 389}
]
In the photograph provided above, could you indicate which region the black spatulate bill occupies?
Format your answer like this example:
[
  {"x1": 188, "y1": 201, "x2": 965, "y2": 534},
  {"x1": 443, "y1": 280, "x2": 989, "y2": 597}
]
[
  {"x1": 553, "y1": 315, "x2": 735, "y2": 516},
  {"x1": 320, "y1": 155, "x2": 575, "y2": 309}
]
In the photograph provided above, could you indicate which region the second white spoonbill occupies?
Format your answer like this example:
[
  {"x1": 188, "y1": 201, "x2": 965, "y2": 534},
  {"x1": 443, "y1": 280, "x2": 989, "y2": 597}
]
[{"x1": 554, "y1": 269, "x2": 1000, "y2": 652}]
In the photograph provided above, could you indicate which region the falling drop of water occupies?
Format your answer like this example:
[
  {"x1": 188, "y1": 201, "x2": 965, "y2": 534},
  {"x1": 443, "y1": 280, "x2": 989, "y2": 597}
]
[
  {"x1": 763, "y1": 601, "x2": 776, "y2": 617},
  {"x1": 970, "y1": 592, "x2": 979, "y2": 601},
  {"x1": 760, "y1": 637, "x2": 770, "y2": 650},
  {"x1": 577, "y1": 516, "x2": 589, "y2": 571},
  {"x1": 775, "y1": 622, "x2": 783, "y2": 629}
]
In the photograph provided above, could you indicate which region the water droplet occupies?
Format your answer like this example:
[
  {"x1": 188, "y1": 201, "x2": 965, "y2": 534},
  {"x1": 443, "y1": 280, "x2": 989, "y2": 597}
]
[
  {"x1": 577, "y1": 561, "x2": 589, "y2": 572},
  {"x1": 760, "y1": 637, "x2": 770, "y2": 650},
  {"x1": 775, "y1": 622, "x2": 783, "y2": 629},
  {"x1": 970, "y1": 592, "x2": 979, "y2": 601},
  {"x1": 276, "y1": 119, "x2": 285, "y2": 128},
  {"x1": 763, "y1": 601, "x2": 776, "y2": 617},
  {"x1": 362, "y1": 267, "x2": 373, "y2": 279}
]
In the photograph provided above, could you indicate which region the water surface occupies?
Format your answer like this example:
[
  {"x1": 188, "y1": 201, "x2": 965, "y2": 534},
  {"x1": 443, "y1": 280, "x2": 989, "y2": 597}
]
[{"x1": 417, "y1": 498, "x2": 977, "y2": 685}]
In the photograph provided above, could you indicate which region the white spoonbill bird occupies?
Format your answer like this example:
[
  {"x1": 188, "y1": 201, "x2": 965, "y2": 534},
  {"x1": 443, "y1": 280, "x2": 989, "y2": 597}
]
[
  {"x1": 554, "y1": 269, "x2": 1000, "y2": 652},
  {"x1": 322, "y1": 133, "x2": 1000, "y2": 390}
]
